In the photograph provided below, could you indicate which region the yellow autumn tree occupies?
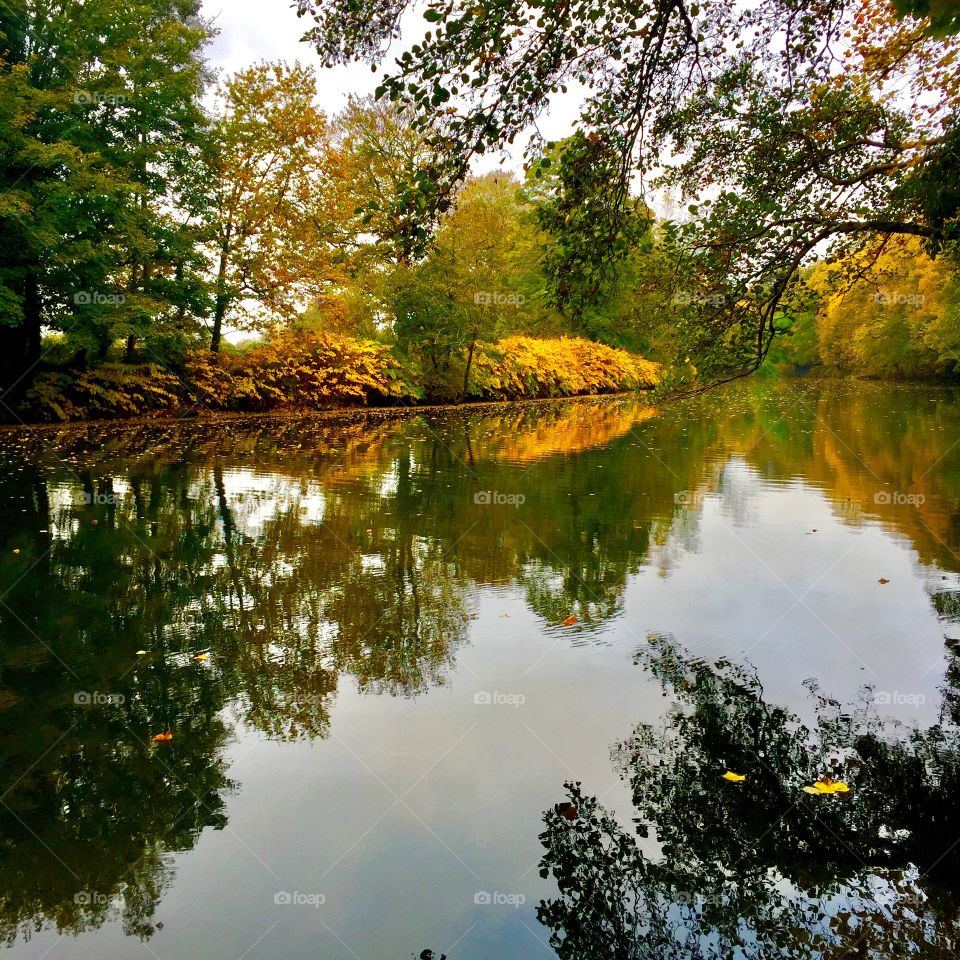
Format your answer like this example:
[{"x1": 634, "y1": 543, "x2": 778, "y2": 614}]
[{"x1": 203, "y1": 62, "x2": 345, "y2": 352}]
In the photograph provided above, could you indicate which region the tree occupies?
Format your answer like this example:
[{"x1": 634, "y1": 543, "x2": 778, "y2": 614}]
[
  {"x1": 202, "y1": 62, "x2": 342, "y2": 352},
  {"x1": 389, "y1": 173, "x2": 550, "y2": 397},
  {"x1": 295, "y1": 0, "x2": 960, "y2": 386},
  {"x1": 0, "y1": 1, "x2": 212, "y2": 388}
]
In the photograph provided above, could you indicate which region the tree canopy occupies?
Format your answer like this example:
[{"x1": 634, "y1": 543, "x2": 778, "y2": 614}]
[{"x1": 297, "y1": 0, "x2": 960, "y2": 384}]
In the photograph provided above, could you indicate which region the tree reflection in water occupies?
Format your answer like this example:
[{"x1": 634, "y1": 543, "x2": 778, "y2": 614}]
[
  {"x1": 537, "y1": 634, "x2": 960, "y2": 959},
  {"x1": 1, "y1": 383, "x2": 960, "y2": 950}
]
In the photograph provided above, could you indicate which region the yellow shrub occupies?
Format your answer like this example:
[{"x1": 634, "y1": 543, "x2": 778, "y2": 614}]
[
  {"x1": 470, "y1": 337, "x2": 659, "y2": 400},
  {"x1": 14, "y1": 334, "x2": 656, "y2": 422}
]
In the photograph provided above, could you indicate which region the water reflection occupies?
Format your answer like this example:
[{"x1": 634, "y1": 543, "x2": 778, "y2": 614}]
[
  {"x1": 0, "y1": 382, "x2": 958, "y2": 953},
  {"x1": 538, "y1": 634, "x2": 960, "y2": 958}
]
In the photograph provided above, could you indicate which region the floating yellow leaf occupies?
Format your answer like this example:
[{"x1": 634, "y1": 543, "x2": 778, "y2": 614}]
[
  {"x1": 562, "y1": 615, "x2": 577, "y2": 626},
  {"x1": 804, "y1": 776, "x2": 850, "y2": 795},
  {"x1": 194, "y1": 652, "x2": 209, "y2": 661},
  {"x1": 152, "y1": 731, "x2": 173, "y2": 743},
  {"x1": 722, "y1": 771, "x2": 746, "y2": 782}
]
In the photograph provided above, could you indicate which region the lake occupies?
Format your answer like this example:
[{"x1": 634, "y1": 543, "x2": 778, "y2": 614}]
[{"x1": 2, "y1": 379, "x2": 960, "y2": 959}]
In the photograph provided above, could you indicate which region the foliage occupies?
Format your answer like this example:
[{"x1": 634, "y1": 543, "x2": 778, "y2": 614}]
[
  {"x1": 21, "y1": 364, "x2": 183, "y2": 422},
  {"x1": 8, "y1": 333, "x2": 656, "y2": 421},
  {"x1": 813, "y1": 237, "x2": 960, "y2": 378},
  {"x1": 526, "y1": 133, "x2": 655, "y2": 330},
  {"x1": 537, "y1": 634, "x2": 960, "y2": 959},
  {"x1": 0, "y1": 0, "x2": 212, "y2": 382},
  {"x1": 470, "y1": 336, "x2": 659, "y2": 400},
  {"x1": 202, "y1": 62, "x2": 345, "y2": 351},
  {"x1": 187, "y1": 331, "x2": 420, "y2": 410},
  {"x1": 298, "y1": 0, "x2": 960, "y2": 385}
]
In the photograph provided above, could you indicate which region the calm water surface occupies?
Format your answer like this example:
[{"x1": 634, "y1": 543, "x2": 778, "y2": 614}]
[{"x1": 2, "y1": 380, "x2": 960, "y2": 958}]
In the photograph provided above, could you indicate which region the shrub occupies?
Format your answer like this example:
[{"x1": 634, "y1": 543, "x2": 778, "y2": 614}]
[
  {"x1": 469, "y1": 336, "x2": 659, "y2": 400},
  {"x1": 13, "y1": 333, "x2": 657, "y2": 422}
]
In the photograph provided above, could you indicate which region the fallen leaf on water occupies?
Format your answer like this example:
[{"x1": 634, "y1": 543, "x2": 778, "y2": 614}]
[
  {"x1": 722, "y1": 771, "x2": 746, "y2": 782},
  {"x1": 135, "y1": 649, "x2": 147, "y2": 656},
  {"x1": 563, "y1": 615, "x2": 577, "y2": 626},
  {"x1": 803, "y1": 776, "x2": 850, "y2": 795},
  {"x1": 12, "y1": 549, "x2": 19, "y2": 554},
  {"x1": 152, "y1": 731, "x2": 173, "y2": 743},
  {"x1": 194, "y1": 652, "x2": 209, "y2": 661},
  {"x1": 879, "y1": 578, "x2": 890, "y2": 584}
]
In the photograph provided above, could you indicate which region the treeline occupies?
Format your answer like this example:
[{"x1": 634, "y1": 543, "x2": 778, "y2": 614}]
[
  {"x1": 0, "y1": 2, "x2": 670, "y2": 421},
  {"x1": 768, "y1": 237, "x2": 960, "y2": 379},
  {"x1": 2, "y1": 1, "x2": 957, "y2": 420}
]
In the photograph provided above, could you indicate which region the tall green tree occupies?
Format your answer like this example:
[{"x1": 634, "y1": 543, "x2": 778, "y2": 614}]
[{"x1": 0, "y1": 1, "x2": 211, "y2": 390}]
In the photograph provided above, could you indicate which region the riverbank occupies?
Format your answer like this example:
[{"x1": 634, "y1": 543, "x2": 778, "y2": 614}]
[{"x1": 8, "y1": 333, "x2": 659, "y2": 425}]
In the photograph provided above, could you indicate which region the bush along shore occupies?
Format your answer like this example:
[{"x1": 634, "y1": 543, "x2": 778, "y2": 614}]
[{"x1": 12, "y1": 334, "x2": 660, "y2": 424}]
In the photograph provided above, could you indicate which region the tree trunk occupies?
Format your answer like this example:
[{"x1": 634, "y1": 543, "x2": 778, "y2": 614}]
[
  {"x1": 210, "y1": 232, "x2": 231, "y2": 353},
  {"x1": 23, "y1": 271, "x2": 41, "y2": 366},
  {"x1": 124, "y1": 334, "x2": 136, "y2": 362},
  {"x1": 461, "y1": 335, "x2": 476, "y2": 402}
]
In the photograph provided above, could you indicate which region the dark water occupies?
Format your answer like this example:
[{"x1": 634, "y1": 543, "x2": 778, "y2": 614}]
[{"x1": 1, "y1": 380, "x2": 960, "y2": 959}]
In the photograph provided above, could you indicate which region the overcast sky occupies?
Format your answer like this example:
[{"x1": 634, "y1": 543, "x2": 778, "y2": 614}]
[
  {"x1": 200, "y1": 0, "x2": 582, "y2": 175},
  {"x1": 203, "y1": 1, "x2": 377, "y2": 113}
]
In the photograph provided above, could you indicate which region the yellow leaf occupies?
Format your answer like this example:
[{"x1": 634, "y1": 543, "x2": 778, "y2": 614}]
[
  {"x1": 722, "y1": 771, "x2": 746, "y2": 782},
  {"x1": 804, "y1": 777, "x2": 850, "y2": 794}
]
